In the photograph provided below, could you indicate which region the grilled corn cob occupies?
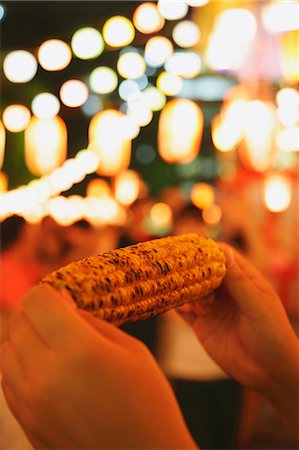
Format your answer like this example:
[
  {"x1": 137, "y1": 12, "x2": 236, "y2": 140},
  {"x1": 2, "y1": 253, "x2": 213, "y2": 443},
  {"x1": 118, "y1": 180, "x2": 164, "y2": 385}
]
[{"x1": 41, "y1": 234, "x2": 226, "y2": 326}]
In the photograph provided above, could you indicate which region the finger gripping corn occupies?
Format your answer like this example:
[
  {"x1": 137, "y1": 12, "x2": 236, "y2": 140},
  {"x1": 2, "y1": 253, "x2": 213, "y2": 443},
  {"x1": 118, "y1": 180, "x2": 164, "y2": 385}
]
[{"x1": 41, "y1": 234, "x2": 226, "y2": 326}]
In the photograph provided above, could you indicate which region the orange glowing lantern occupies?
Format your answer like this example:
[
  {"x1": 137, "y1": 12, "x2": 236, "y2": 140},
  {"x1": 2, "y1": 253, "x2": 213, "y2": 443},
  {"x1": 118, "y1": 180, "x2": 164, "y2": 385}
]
[
  {"x1": 89, "y1": 109, "x2": 131, "y2": 176},
  {"x1": 158, "y1": 99, "x2": 203, "y2": 163},
  {"x1": 25, "y1": 116, "x2": 67, "y2": 176},
  {"x1": 114, "y1": 170, "x2": 140, "y2": 206},
  {"x1": 0, "y1": 120, "x2": 5, "y2": 169},
  {"x1": 263, "y1": 173, "x2": 292, "y2": 213},
  {"x1": 240, "y1": 100, "x2": 277, "y2": 172}
]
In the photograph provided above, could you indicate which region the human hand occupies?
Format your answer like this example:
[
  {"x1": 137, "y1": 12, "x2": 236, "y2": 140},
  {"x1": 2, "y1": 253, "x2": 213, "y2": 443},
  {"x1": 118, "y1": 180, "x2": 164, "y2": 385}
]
[
  {"x1": 177, "y1": 244, "x2": 299, "y2": 436},
  {"x1": 0, "y1": 285, "x2": 196, "y2": 450}
]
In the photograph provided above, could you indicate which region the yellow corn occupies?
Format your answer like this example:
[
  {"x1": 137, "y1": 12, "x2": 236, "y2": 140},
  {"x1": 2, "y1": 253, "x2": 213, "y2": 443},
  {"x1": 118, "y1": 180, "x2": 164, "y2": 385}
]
[{"x1": 41, "y1": 234, "x2": 226, "y2": 326}]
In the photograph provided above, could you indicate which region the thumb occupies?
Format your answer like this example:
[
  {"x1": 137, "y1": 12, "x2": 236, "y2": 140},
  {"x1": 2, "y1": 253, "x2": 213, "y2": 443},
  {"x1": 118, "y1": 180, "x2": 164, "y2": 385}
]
[{"x1": 219, "y1": 243, "x2": 280, "y2": 317}]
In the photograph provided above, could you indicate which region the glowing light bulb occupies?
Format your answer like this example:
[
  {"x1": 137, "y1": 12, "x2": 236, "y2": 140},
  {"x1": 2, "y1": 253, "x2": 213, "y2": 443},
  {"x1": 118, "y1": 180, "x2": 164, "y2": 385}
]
[
  {"x1": 117, "y1": 52, "x2": 146, "y2": 79},
  {"x1": 145, "y1": 36, "x2": 173, "y2": 67},
  {"x1": 89, "y1": 67, "x2": 118, "y2": 94},
  {"x1": 191, "y1": 183, "x2": 215, "y2": 209},
  {"x1": 156, "y1": 72, "x2": 183, "y2": 96},
  {"x1": 3, "y1": 50, "x2": 38, "y2": 83},
  {"x1": 60, "y1": 80, "x2": 89, "y2": 107},
  {"x1": 103, "y1": 16, "x2": 135, "y2": 47},
  {"x1": 31, "y1": 93, "x2": 60, "y2": 119},
  {"x1": 71, "y1": 27, "x2": 104, "y2": 59},
  {"x1": 2, "y1": 104, "x2": 31, "y2": 132},
  {"x1": 38, "y1": 39, "x2": 72, "y2": 71},
  {"x1": 172, "y1": 21, "x2": 201, "y2": 48},
  {"x1": 157, "y1": 0, "x2": 189, "y2": 21},
  {"x1": 133, "y1": 3, "x2": 165, "y2": 34}
]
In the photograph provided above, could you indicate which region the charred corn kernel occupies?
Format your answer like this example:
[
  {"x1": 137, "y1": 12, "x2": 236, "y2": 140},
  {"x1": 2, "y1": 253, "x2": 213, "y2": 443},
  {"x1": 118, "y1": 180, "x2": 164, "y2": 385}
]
[{"x1": 41, "y1": 234, "x2": 226, "y2": 326}]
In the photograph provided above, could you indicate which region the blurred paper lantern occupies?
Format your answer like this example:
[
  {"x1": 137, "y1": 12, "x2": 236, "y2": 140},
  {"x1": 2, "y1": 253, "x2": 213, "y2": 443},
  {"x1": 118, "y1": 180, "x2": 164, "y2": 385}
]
[
  {"x1": 157, "y1": 0, "x2": 188, "y2": 20},
  {"x1": 0, "y1": 171, "x2": 8, "y2": 192},
  {"x1": 89, "y1": 109, "x2": 131, "y2": 176},
  {"x1": 144, "y1": 36, "x2": 173, "y2": 67},
  {"x1": 89, "y1": 66, "x2": 118, "y2": 94},
  {"x1": 38, "y1": 39, "x2": 72, "y2": 71},
  {"x1": 87, "y1": 178, "x2": 111, "y2": 198},
  {"x1": 202, "y1": 204, "x2": 222, "y2": 225},
  {"x1": 172, "y1": 21, "x2": 201, "y2": 48},
  {"x1": 158, "y1": 99, "x2": 203, "y2": 163},
  {"x1": 31, "y1": 93, "x2": 60, "y2": 119},
  {"x1": 278, "y1": 30, "x2": 299, "y2": 84},
  {"x1": 60, "y1": 80, "x2": 89, "y2": 107},
  {"x1": 0, "y1": 121, "x2": 5, "y2": 169},
  {"x1": 191, "y1": 183, "x2": 215, "y2": 209},
  {"x1": 165, "y1": 51, "x2": 202, "y2": 78},
  {"x1": 3, "y1": 50, "x2": 37, "y2": 83},
  {"x1": 103, "y1": 16, "x2": 135, "y2": 47},
  {"x1": 240, "y1": 100, "x2": 277, "y2": 172},
  {"x1": 25, "y1": 116, "x2": 67, "y2": 176},
  {"x1": 156, "y1": 71, "x2": 183, "y2": 96},
  {"x1": 71, "y1": 27, "x2": 104, "y2": 60},
  {"x1": 212, "y1": 114, "x2": 242, "y2": 152},
  {"x1": 276, "y1": 127, "x2": 299, "y2": 152},
  {"x1": 263, "y1": 173, "x2": 292, "y2": 213},
  {"x1": 261, "y1": 1, "x2": 299, "y2": 34},
  {"x1": 2, "y1": 104, "x2": 31, "y2": 132},
  {"x1": 117, "y1": 52, "x2": 146, "y2": 79},
  {"x1": 114, "y1": 170, "x2": 140, "y2": 206},
  {"x1": 133, "y1": 2, "x2": 165, "y2": 34}
]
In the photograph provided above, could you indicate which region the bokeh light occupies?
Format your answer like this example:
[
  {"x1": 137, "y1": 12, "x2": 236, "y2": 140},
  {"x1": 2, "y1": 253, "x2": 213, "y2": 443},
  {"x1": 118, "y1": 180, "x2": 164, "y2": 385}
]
[
  {"x1": 114, "y1": 170, "x2": 140, "y2": 206},
  {"x1": 276, "y1": 127, "x2": 299, "y2": 152},
  {"x1": 262, "y1": 1, "x2": 299, "y2": 34},
  {"x1": 38, "y1": 39, "x2": 72, "y2": 71},
  {"x1": 0, "y1": 121, "x2": 5, "y2": 169},
  {"x1": 71, "y1": 27, "x2": 104, "y2": 59},
  {"x1": 149, "y1": 202, "x2": 173, "y2": 232},
  {"x1": 143, "y1": 86, "x2": 166, "y2": 111},
  {"x1": 133, "y1": 2, "x2": 165, "y2": 34},
  {"x1": 2, "y1": 104, "x2": 31, "y2": 132},
  {"x1": 103, "y1": 16, "x2": 135, "y2": 47},
  {"x1": 276, "y1": 87, "x2": 299, "y2": 127},
  {"x1": 157, "y1": 0, "x2": 189, "y2": 21},
  {"x1": 60, "y1": 79, "x2": 89, "y2": 107},
  {"x1": 81, "y1": 94, "x2": 103, "y2": 116},
  {"x1": 119, "y1": 80, "x2": 140, "y2": 101},
  {"x1": 191, "y1": 183, "x2": 215, "y2": 209},
  {"x1": 3, "y1": 50, "x2": 38, "y2": 83},
  {"x1": 156, "y1": 72, "x2": 183, "y2": 96},
  {"x1": 89, "y1": 67, "x2": 118, "y2": 94},
  {"x1": 31, "y1": 93, "x2": 60, "y2": 119},
  {"x1": 212, "y1": 114, "x2": 242, "y2": 152},
  {"x1": 172, "y1": 21, "x2": 201, "y2": 48},
  {"x1": 117, "y1": 52, "x2": 146, "y2": 79},
  {"x1": 87, "y1": 178, "x2": 111, "y2": 198},
  {"x1": 263, "y1": 173, "x2": 292, "y2": 213},
  {"x1": 202, "y1": 204, "x2": 222, "y2": 225},
  {"x1": 165, "y1": 51, "x2": 202, "y2": 78},
  {"x1": 0, "y1": 171, "x2": 8, "y2": 192},
  {"x1": 145, "y1": 36, "x2": 173, "y2": 67},
  {"x1": 186, "y1": 0, "x2": 209, "y2": 6}
]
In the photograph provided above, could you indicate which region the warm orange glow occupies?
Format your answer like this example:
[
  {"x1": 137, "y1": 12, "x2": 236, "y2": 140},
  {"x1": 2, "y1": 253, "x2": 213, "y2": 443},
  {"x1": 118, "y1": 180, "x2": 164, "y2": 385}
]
[
  {"x1": 212, "y1": 114, "x2": 242, "y2": 152},
  {"x1": 145, "y1": 36, "x2": 173, "y2": 67},
  {"x1": 103, "y1": 16, "x2": 135, "y2": 47},
  {"x1": 89, "y1": 110, "x2": 131, "y2": 176},
  {"x1": 279, "y1": 30, "x2": 299, "y2": 84},
  {"x1": 276, "y1": 88, "x2": 299, "y2": 127},
  {"x1": 86, "y1": 178, "x2": 111, "y2": 198},
  {"x1": 2, "y1": 104, "x2": 31, "y2": 132},
  {"x1": 133, "y1": 3, "x2": 165, "y2": 34},
  {"x1": 150, "y1": 202, "x2": 173, "y2": 230},
  {"x1": 241, "y1": 100, "x2": 277, "y2": 172},
  {"x1": 85, "y1": 196, "x2": 126, "y2": 226},
  {"x1": 0, "y1": 120, "x2": 5, "y2": 169},
  {"x1": 202, "y1": 204, "x2": 222, "y2": 225},
  {"x1": 48, "y1": 196, "x2": 77, "y2": 226},
  {"x1": 158, "y1": 99, "x2": 203, "y2": 163},
  {"x1": 60, "y1": 80, "x2": 89, "y2": 108},
  {"x1": 114, "y1": 170, "x2": 140, "y2": 206},
  {"x1": 191, "y1": 183, "x2": 215, "y2": 209},
  {"x1": 25, "y1": 116, "x2": 67, "y2": 176},
  {"x1": 0, "y1": 171, "x2": 8, "y2": 192},
  {"x1": 263, "y1": 173, "x2": 292, "y2": 213},
  {"x1": 38, "y1": 39, "x2": 72, "y2": 71}
]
